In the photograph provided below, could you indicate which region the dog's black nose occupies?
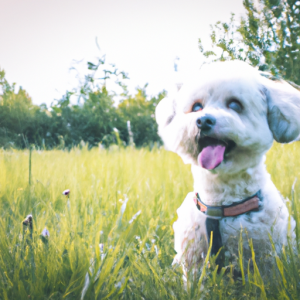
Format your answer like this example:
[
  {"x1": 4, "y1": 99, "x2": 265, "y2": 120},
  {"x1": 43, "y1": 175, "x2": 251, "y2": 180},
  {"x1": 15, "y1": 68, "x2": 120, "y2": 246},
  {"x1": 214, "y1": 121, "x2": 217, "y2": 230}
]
[{"x1": 196, "y1": 115, "x2": 216, "y2": 131}]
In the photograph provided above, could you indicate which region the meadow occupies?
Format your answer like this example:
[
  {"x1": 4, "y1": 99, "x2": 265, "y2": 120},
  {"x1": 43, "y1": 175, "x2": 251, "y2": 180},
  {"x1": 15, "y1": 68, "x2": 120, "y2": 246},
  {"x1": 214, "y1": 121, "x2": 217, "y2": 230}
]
[{"x1": 1, "y1": 143, "x2": 300, "y2": 299}]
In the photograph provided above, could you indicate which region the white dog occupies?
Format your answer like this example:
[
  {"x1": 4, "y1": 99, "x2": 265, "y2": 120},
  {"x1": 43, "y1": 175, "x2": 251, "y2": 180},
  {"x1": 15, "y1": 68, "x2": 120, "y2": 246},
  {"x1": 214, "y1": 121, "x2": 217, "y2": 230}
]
[{"x1": 156, "y1": 61, "x2": 299, "y2": 271}]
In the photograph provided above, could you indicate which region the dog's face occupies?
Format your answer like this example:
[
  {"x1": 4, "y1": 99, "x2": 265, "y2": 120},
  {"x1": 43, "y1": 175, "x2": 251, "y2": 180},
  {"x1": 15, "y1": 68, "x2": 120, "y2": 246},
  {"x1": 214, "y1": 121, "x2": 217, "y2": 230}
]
[{"x1": 156, "y1": 61, "x2": 300, "y2": 174}]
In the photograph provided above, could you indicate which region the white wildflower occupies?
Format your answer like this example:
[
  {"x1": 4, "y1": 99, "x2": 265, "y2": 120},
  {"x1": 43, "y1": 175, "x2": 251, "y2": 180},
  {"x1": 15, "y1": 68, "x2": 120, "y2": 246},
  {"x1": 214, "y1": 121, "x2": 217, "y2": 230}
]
[{"x1": 41, "y1": 227, "x2": 50, "y2": 237}]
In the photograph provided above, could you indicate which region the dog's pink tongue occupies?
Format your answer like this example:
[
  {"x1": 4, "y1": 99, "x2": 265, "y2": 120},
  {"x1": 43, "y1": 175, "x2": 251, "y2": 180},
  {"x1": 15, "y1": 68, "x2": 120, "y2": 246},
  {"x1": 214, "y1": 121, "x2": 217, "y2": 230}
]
[{"x1": 198, "y1": 145, "x2": 226, "y2": 170}]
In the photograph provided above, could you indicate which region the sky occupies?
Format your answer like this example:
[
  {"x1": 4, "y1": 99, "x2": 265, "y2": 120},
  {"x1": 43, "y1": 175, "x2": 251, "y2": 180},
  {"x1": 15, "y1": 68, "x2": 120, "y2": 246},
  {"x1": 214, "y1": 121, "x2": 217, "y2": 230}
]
[{"x1": 0, "y1": 0, "x2": 245, "y2": 106}]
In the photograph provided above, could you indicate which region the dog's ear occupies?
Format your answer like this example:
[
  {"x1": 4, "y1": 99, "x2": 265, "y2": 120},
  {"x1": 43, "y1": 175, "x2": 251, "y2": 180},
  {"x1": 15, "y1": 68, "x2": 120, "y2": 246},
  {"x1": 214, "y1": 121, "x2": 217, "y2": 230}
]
[
  {"x1": 155, "y1": 96, "x2": 178, "y2": 151},
  {"x1": 155, "y1": 96, "x2": 176, "y2": 131},
  {"x1": 263, "y1": 77, "x2": 300, "y2": 143}
]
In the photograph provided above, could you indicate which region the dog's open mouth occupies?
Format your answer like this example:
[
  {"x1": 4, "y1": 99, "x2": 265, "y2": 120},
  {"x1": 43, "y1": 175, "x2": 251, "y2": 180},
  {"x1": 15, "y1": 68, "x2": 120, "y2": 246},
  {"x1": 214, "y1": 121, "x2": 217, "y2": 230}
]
[{"x1": 198, "y1": 137, "x2": 236, "y2": 170}]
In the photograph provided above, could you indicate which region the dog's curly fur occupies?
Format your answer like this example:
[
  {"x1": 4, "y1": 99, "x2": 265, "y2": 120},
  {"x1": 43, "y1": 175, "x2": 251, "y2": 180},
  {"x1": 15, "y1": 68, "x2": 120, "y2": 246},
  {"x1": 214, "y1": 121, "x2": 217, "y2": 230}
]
[{"x1": 156, "y1": 61, "x2": 299, "y2": 269}]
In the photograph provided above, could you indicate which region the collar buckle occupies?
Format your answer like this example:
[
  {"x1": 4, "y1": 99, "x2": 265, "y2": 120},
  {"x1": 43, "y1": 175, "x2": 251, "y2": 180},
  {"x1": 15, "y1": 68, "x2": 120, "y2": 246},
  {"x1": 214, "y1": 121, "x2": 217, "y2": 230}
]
[{"x1": 205, "y1": 206, "x2": 223, "y2": 219}]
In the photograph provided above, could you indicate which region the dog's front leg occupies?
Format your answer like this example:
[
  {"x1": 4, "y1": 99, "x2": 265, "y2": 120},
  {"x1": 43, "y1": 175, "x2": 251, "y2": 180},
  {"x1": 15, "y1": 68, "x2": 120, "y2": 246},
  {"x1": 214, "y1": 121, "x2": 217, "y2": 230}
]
[{"x1": 173, "y1": 192, "x2": 208, "y2": 271}]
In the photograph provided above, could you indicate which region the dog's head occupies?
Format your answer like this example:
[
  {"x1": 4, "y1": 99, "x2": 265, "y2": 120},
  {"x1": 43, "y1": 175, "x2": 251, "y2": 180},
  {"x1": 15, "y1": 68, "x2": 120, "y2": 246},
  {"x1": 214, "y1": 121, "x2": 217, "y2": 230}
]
[{"x1": 156, "y1": 61, "x2": 300, "y2": 174}]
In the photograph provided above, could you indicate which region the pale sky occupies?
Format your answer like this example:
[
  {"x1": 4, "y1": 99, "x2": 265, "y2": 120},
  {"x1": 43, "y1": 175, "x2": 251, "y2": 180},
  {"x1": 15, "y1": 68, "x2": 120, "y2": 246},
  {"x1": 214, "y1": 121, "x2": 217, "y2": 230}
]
[{"x1": 0, "y1": 0, "x2": 245, "y2": 106}]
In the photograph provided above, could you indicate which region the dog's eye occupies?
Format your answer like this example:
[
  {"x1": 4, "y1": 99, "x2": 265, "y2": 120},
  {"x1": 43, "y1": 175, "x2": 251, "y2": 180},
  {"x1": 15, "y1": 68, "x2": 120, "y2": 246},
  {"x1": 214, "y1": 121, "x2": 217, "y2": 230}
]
[
  {"x1": 228, "y1": 99, "x2": 243, "y2": 113},
  {"x1": 192, "y1": 102, "x2": 203, "y2": 112}
]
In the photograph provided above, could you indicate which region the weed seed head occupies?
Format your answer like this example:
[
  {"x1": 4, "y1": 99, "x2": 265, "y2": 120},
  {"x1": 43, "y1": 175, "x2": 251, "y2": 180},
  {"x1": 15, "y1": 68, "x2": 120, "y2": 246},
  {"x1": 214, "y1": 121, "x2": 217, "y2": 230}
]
[
  {"x1": 22, "y1": 214, "x2": 33, "y2": 230},
  {"x1": 62, "y1": 189, "x2": 70, "y2": 196}
]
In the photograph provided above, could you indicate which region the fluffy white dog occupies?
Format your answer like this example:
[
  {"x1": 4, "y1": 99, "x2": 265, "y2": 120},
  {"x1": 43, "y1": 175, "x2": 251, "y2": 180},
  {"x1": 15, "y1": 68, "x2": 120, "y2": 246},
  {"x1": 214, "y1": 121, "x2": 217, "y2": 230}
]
[{"x1": 156, "y1": 61, "x2": 299, "y2": 271}]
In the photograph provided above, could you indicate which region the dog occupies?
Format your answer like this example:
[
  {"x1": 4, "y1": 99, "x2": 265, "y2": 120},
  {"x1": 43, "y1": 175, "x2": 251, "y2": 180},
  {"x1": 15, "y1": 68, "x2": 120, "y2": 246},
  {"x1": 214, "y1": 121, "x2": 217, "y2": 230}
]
[{"x1": 155, "y1": 60, "x2": 299, "y2": 272}]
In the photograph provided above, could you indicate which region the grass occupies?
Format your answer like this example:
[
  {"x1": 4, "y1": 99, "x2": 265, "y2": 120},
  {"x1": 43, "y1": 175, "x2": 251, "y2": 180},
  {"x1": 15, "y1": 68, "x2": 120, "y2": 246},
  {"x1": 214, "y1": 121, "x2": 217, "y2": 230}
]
[{"x1": 0, "y1": 143, "x2": 300, "y2": 299}]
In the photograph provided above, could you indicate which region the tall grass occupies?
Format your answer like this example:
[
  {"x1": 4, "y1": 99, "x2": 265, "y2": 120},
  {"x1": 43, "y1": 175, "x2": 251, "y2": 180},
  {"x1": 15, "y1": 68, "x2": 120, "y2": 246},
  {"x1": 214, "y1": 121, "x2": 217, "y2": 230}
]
[{"x1": 0, "y1": 143, "x2": 300, "y2": 299}]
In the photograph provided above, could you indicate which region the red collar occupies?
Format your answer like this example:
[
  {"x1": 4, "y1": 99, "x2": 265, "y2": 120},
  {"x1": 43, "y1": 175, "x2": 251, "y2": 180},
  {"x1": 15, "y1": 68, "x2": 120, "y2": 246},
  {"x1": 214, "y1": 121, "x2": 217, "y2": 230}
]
[{"x1": 193, "y1": 191, "x2": 262, "y2": 219}]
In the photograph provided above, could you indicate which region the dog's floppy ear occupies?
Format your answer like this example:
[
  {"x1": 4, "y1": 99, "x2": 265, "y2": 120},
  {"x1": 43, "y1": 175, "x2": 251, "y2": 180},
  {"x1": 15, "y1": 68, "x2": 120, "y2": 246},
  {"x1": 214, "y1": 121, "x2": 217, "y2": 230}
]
[
  {"x1": 155, "y1": 96, "x2": 176, "y2": 130},
  {"x1": 155, "y1": 96, "x2": 178, "y2": 151},
  {"x1": 263, "y1": 77, "x2": 300, "y2": 143}
]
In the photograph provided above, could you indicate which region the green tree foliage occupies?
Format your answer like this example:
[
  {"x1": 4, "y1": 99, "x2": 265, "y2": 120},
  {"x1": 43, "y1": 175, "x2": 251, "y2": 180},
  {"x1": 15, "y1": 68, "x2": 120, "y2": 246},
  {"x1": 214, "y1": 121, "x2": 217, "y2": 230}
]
[
  {"x1": 199, "y1": 0, "x2": 300, "y2": 83},
  {"x1": 51, "y1": 88, "x2": 118, "y2": 149},
  {"x1": 117, "y1": 86, "x2": 165, "y2": 147},
  {"x1": 0, "y1": 69, "x2": 53, "y2": 148},
  {"x1": 0, "y1": 56, "x2": 164, "y2": 149}
]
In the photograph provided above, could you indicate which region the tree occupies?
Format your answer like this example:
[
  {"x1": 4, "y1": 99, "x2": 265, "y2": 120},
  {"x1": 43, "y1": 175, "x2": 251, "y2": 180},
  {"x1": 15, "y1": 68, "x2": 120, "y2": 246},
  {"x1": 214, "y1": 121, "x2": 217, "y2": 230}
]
[
  {"x1": 57, "y1": 87, "x2": 118, "y2": 148},
  {"x1": 0, "y1": 69, "x2": 52, "y2": 148},
  {"x1": 117, "y1": 86, "x2": 165, "y2": 147},
  {"x1": 199, "y1": 0, "x2": 300, "y2": 84},
  {"x1": 0, "y1": 54, "x2": 165, "y2": 149},
  {"x1": 51, "y1": 56, "x2": 128, "y2": 148}
]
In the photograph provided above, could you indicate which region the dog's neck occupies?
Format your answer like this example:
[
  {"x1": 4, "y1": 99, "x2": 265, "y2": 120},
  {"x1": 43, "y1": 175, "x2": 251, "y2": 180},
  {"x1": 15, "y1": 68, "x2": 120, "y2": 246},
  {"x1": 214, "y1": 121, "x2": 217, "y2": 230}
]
[{"x1": 191, "y1": 158, "x2": 269, "y2": 206}]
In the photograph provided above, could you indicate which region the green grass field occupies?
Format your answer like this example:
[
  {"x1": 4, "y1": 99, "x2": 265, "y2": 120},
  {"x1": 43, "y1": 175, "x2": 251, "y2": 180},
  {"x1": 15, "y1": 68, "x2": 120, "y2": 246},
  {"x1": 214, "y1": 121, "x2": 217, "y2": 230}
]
[{"x1": 1, "y1": 143, "x2": 300, "y2": 299}]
